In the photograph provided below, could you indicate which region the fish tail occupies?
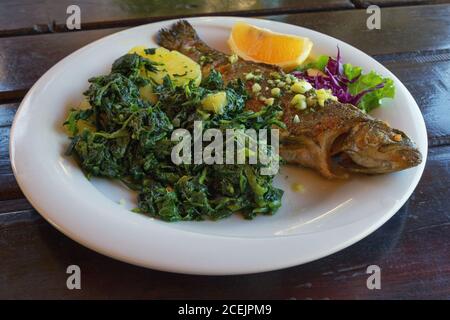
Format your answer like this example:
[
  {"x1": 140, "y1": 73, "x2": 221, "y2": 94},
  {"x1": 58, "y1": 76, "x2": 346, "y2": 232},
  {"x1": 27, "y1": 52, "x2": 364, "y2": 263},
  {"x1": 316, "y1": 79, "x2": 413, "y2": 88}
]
[{"x1": 156, "y1": 20, "x2": 199, "y2": 51}]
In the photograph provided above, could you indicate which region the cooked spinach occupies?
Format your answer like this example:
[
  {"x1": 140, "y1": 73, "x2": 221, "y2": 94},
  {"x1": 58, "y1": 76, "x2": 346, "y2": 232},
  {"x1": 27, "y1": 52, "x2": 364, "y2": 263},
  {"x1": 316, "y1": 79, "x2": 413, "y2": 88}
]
[{"x1": 64, "y1": 52, "x2": 284, "y2": 221}]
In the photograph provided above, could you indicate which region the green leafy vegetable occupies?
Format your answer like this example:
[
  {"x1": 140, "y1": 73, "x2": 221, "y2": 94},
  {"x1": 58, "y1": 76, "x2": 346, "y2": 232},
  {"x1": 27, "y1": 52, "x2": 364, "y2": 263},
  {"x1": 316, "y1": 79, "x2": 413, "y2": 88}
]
[
  {"x1": 300, "y1": 55, "x2": 329, "y2": 71},
  {"x1": 64, "y1": 52, "x2": 284, "y2": 221},
  {"x1": 343, "y1": 63, "x2": 362, "y2": 81},
  {"x1": 345, "y1": 69, "x2": 396, "y2": 113}
]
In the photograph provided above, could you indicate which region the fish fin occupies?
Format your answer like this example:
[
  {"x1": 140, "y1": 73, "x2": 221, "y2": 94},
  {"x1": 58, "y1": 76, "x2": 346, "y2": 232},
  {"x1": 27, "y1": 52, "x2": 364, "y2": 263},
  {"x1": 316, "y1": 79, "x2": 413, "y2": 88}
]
[{"x1": 156, "y1": 20, "x2": 199, "y2": 51}]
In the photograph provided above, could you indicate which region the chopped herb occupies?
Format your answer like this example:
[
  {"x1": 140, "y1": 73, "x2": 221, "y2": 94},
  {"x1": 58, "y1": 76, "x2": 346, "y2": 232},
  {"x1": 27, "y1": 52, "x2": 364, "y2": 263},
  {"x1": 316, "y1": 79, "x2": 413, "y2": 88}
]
[
  {"x1": 228, "y1": 54, "x2": 239, "y2": 64},
  {"x1": 144, "y1": 48, "x2": 157, "y2": 55},
  {"x1": 271, "y1": 87, "x2": 281, "y2": 97},
  {"x1": 173, "y1": 71, "x2": 188, "y2": 77},
  {"x1": 252, "y1": 83, "x2": 262, "y2": 93}
]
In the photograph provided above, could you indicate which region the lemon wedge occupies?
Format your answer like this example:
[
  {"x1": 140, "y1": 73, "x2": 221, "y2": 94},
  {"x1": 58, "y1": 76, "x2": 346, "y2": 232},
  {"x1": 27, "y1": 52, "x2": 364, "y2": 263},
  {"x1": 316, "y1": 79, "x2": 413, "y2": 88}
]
[{"x1": 228, "y1": 22, "x2": 313, "y2": 71}]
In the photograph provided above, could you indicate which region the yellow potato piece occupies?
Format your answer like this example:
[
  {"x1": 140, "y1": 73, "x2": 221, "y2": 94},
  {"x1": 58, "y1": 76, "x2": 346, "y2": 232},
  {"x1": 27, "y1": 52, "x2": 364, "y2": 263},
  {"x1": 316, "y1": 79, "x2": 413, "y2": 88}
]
[
  {"x1": 201, "y1": 91, "x2": 227, "y2": 114},
  {"x1": 129, "y1": 46, "x2": 202, "y2": 86},
  {"x1": 139, "y1": 84, "x2": 157, "y2": 104}
]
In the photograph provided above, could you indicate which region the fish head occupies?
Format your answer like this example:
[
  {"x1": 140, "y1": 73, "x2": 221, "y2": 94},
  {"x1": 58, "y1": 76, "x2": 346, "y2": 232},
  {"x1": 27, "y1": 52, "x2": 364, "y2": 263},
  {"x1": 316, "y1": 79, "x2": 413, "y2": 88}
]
[{"x1": 332, "y1": 120, "x2": 422, "y2": 174}]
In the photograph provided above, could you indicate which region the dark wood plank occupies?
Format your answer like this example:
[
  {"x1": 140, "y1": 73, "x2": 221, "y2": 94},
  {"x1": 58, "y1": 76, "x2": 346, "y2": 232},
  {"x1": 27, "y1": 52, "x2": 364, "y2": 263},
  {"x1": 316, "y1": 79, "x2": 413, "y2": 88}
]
[
  {"x1": 354, "y1": 0, "x2": 450, "y2": 8},
  {"x1": 0, "y1": 198, "x2": 32, "y2": 215},
  {"x1": 0, "y1": 125, "x2": 21, "y2": 200},
  {"x1": 0, "y1": 103, "x2": 19, "y2": 127},
  {"x1": 0, "y1": 0, "x2": 353, "y2": 36},
  {"x1": 268, "y1": 4, "x2": 450, "y2": 55},
  {"x1": 0, "y1": 174, "x2": 22, "y2": 201},
  {"x1": 0, "y1": 28, "x2": 120, "y2": 96},
  {"x1": 1, "y1": 145, "x2": 448, "y2": 299},
  {"x1": 0, "y1": 126, "x2": 11, "y2": 173},
  {"x1": 2, "y1": 4, "x2": 450, "y2": 99}
]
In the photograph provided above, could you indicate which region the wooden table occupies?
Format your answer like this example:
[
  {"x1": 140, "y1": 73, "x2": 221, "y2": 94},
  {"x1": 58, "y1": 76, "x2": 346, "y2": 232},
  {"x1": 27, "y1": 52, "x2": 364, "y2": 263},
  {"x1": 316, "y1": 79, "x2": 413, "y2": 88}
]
[{"x1": 1, "y1": 0, "x2": 449, "y2": 300}]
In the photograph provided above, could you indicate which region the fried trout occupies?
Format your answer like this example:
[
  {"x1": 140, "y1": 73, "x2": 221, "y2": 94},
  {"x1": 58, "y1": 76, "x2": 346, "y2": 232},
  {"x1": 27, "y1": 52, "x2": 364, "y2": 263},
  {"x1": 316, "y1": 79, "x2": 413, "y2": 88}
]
[{"x1": 157, "y1": 20, "x2": 422, "y2": 178}]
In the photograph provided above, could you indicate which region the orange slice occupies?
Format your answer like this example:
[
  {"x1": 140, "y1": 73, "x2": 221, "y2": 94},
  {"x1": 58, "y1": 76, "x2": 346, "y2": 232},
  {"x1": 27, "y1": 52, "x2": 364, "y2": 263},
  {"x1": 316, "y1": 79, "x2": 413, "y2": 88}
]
[{"x1": 228, "y1": 22, "x2": 313, "y2": 71}]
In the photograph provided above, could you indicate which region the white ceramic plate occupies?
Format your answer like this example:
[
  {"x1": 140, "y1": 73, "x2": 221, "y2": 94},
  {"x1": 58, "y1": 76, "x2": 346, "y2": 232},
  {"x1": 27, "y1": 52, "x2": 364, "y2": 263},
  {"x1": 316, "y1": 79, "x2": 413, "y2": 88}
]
[{"x1": 10, "y1": 17, "x2": 427, "y2": 275}]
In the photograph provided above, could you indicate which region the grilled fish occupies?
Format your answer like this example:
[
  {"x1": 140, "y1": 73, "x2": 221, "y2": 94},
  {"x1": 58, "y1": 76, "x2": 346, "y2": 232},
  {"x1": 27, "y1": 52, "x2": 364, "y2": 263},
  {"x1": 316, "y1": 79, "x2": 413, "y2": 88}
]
[{"x1": 157, "y1": 20, "x2": 422, "y2": 178}]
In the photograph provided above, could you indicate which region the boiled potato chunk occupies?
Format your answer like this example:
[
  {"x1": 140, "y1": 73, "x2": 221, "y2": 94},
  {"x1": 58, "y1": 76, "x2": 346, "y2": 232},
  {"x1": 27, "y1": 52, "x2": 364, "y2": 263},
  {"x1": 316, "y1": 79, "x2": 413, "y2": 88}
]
[
  {"x1": 201, "y1": 91, "x2": 227, "y2": 114},
  {"x1": 139, "y1": 83, "x2": 157, "y2": 103},
  {"x1": 129, "y1": 46, "x2": 202, "y2": 87}
]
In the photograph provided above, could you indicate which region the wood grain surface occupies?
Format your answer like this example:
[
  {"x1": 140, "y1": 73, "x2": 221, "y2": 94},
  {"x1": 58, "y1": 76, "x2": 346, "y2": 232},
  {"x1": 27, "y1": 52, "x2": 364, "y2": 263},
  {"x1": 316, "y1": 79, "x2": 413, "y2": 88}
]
[
  {"x1": 0, "y1": 1, "x2": 449, "y2": 299},
  {"x1": 0, "y1": 0, "x2": 353, "y2": 36},
  {"x1": 268, "y1": 4, "x2": 450, "y2": 55}
]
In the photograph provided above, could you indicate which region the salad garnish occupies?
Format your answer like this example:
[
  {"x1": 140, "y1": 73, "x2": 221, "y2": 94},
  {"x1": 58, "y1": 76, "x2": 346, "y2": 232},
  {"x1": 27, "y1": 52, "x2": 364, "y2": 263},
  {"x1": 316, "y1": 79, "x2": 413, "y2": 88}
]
[{"x1": 292, "y1": 48, "x2": 395, "y2": 113}]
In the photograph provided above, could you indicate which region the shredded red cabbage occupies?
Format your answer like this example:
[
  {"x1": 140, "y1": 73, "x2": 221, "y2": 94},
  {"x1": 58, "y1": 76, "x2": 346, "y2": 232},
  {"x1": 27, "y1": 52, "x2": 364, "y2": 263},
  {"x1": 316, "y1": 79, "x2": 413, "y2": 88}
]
[{"x1": 291, "y1": 48, "x2": 384, "y2": 106}]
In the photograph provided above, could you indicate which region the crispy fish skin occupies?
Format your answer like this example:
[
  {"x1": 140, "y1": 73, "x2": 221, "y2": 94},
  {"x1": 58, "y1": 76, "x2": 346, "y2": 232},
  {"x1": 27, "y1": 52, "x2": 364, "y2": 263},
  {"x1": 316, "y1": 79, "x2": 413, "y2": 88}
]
[{"x1": 157, "y1": 20, "x2": 422, "y2": 178}]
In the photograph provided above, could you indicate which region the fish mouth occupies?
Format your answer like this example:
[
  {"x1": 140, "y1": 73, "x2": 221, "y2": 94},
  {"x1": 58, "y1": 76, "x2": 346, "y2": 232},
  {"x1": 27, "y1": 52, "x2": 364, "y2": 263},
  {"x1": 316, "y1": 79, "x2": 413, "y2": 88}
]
[{"x1": 330, "y1": 130, "x2": 423, "y2": 175}]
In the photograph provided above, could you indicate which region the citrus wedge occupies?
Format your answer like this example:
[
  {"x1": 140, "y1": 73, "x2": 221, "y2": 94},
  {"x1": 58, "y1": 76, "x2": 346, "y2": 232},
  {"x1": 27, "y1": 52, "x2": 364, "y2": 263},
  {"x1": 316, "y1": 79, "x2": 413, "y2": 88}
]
[{"x1": 228, "y1": 22, "x2": 313, "y2": 71}]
